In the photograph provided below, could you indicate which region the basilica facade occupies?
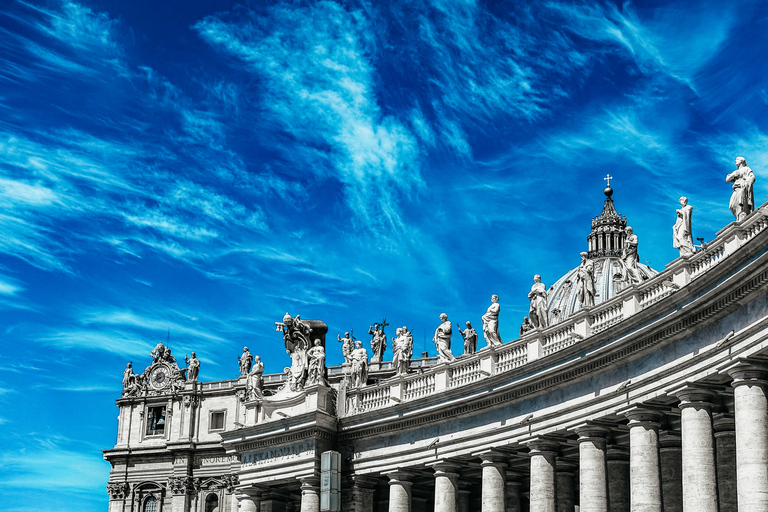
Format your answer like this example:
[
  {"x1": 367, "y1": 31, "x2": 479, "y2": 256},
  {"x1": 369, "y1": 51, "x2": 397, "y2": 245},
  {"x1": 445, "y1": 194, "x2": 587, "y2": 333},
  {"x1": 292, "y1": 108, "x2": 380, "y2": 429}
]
[{"x1": 104, "y1": 185, "x2": 768, "y2": 512}]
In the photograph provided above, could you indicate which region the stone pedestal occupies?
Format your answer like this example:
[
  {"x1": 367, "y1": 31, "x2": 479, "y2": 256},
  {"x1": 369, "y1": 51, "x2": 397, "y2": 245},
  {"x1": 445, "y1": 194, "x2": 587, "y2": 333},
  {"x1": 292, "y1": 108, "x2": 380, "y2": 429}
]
[
  {"x1": 478, "y1": 452, "x2": 507, "y2": 512},
  {"x1": 659, "y1": 433, "x2": 682, "y2": 512},
  {"x1": 675, "y1": 388, "x2": 718, "y2": 512},
  {"x1": 576, "y1": 425, "x2": 610, "y2": 512},
  {"x1": 527, "y1": 439, "x2": 560, "y2": 512},
  {"x1": 714, "y1": 415, "x2": 737, "y2": 512},
  {"x1": 300, "y1": 477, "x2": 321, "y2": 512},
  {"x1": 428, "y1": 462, "x2": 461, "y2": 512},
  {"x1": 386, "y1": 471, "x2": 415, "y2": 512},
  {"x1": 625, "y1": 409, "x2": 662, "y2": 512},
  {"x1": 728, "y1": 364, "x2": 768, "y2": 510},
  {"x1": 606, "y1": 448, "x2": 629, "y2": 512}
]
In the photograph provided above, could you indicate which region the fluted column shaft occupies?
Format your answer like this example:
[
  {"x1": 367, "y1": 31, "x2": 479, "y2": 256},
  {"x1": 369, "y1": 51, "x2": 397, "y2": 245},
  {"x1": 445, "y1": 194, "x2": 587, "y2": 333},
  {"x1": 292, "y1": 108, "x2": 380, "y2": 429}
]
[
  {"x1": 625, "y1": 410, "x2": 662, "y2": 512},
  {"x1": 387, "y1": 472, "x2": 414, "y2": 512},
  {"x1": 729, "y1": 366, "x2": 768, "y2": 510},
  {"x1": 576, "y1": 426, "x2": 610, "y2": 512},
  {"x1": 300, "y1": 477, "x2": 320, "y2": 512},
  {"x1": 528, "y1": 440, "x2": 560, "y2": 512},
  {"x1": 480, "y1": 453, "x2": 507, "y2": 512},
  {"x1": 431, "y1": 462, "x2": 461, "y2": 512},
  {"x1": 676, "y1": 389, "x2": 718, "y2": 512},
  {"x1": 714, "y1": 416, "x2": 737, "y2": 512}
]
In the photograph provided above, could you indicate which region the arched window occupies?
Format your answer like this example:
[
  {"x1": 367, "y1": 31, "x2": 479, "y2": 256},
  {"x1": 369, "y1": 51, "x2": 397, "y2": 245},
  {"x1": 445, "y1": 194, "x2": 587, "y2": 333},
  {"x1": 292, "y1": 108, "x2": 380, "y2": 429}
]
[
  {"x1": 144, "y1": 496, "x2": 159, "y2": 512},
  {"x1": 205, "y1": 493, "x2": 219, "y2": 512}
]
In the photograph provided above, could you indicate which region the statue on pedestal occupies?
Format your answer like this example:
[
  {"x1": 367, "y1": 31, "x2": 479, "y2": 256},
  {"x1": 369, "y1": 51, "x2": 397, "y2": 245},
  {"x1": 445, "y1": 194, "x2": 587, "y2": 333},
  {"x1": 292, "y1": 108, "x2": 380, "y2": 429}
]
[
  {"x1": 433, "y1": 313, "x2": 455, "y2": 363},
  {"x1": 727, "y1": 156, "x2": 755, "y2": 221},
  {"x1": 528, "y1": 275, "x2": 549, "y2": 329},
  {"x1": 122, "y1": 362, "x2": 138, "y2": 397},
  {"x1": 368, "y1": 320, "x2": 388, "y2": 364},
  {"x1": 392, "y1": 327, "x2": 413, "y2": 375},
  {"x1": 306, "y1": 340, "x2": 326, "y2": 386},
  {"x1": 277, "y1": 312, "x2": 311, "y2": 392},
  {"x1": 350, "y1": 340, "x2": 369, "y2": 388},
  {"x1": 575, "y1": 252, "x2": 596, "y2": 308},
  {"x1": 238, "y1": 347, "x2": 253, "y2": 376},
  {"x1": 337, "y1": 331, "x2": 355, "y2": 364},
  {"x1": 673, "y1": 197, "x2": 694, "y2": 257},
  {"x1": 458, "y1": 321, "x2": 478, "y2": 354},
  {"x1": 619, "y1": 227, "x2": 644, "y2": 284},
  {"x1": 185, "y1": 352, "x2": 200, "y2": 382},
  {"x1": 245, "y1": 355, "x2": 264, "y2": 400},
  {"x1": 482, "y1": 294, "x2": 502, "y2": 348}
]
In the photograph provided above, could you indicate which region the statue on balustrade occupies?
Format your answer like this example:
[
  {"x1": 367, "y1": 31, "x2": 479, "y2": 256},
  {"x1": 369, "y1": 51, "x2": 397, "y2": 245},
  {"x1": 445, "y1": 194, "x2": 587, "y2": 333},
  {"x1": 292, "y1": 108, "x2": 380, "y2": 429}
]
[
  {"x1": 350, "y1": 340, "x2": 369, "y2": 387},
  {"x1": 306, "y1": 340, "x2": 326, "y2": 386},
  {"x1": 727, "y1": 156, "x2": 755, "y2": 221},
  {"x1": 337, "y1": 331, "x2": 355, "y2": 364},
  {"x1": 184, "y1": 352, "x2": 200, "y2": 382},
  {"x1": 482, "y1": 294, "x2": 502, "y2": 348},
  {"x1": 433, "y1": 313, "x2": 455, "y2": 363},
  {"x1": 369, "y1": 320, "x2": 388, "y2": 364},
  {"x1": 392, "y1": 327, "x2": 413, "y2": 375},
  {"x1": 520, "y1": 316, "x2": 534, "y2": 337},
  {"x1": 528, "y1": 275, "x2": 549, "y2": 329},
  {"x1": 575, "y1": 252, "x2": 596, "y2": 307},
  {"x1": 245, "y1": 355, "x2": 264, "y2": 400},
  {"x1": 277, "y1": 312, "x2": 311, "y2": 391},
  {"x1": 238, "y1": 347, "x2": 253, "y2": 376},
  {"x1": 619, "y1": 226, "x2": 645, "y2": 284},
  {"x1": 673, "y1": 196, "x2": 694, "y2": 257},
  {"x1": 458, "y1": 321, "x2": 478, "y2": 355}
]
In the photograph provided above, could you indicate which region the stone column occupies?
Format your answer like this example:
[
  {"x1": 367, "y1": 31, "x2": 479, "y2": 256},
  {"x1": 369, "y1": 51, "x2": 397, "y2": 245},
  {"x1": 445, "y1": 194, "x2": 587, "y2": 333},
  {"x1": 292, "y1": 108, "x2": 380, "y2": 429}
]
[
  {"x1": 299, "y1": 477, "x2": 321, "y2": 512},
  {"x1": 457, "y1": 486, "x2": 472, "y2": 512},
  {"x1": 576, "y1": 425, "x2": 610, "y2": 512},
  {"x1": 527, "y1": 439, "x2": 560, "y2": 512},
  {"x1": 659, "y1": 433, "x2": 682, "y2": 512},
  {"x1": 714, "y1": 414, "x2": 737, "y2": 512},
  {"x1": 505, "y1": 472, "x2": 523, "y2": 512},
  {"x1": 625, "y1": 409, "x2": 662, "y2": 512},
  {"x1": 674, "y1": 387, "x2": 718, "y2": 512},
  {"x1": 342, "y1": 476, "x2": 378, "y2": 512},
  {"x1": 386, "y1": 471, "x2": 415, "y2": 512},
  {"x1": 727, "y1": 363, "x2": 768, "y2": 510},
  {"x1": 428, "y1": 461, "x2": 461, "y2": 512},
  {"x1": 606, "y1": 447, "x2": 629, "y2": 512},
  {"x1": 236, "y1": 489, "x2": 262, "y2": 512},
  {"x1": 555, "y1": 459, "x2": 577, "y2": 512},
  {"x1": 478, "y1": 451, "x2": 507, "y2": 512}
]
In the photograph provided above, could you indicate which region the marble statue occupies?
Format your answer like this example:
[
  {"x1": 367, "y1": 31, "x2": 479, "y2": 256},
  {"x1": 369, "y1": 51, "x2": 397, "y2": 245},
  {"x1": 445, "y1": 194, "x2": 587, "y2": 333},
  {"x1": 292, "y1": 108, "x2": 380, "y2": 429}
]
[
  {"x1": 278, "y1": 312, "x2": 311, "y2": 391},
  {"x1": 520, "y1": 316, "x2": 534, "y2": 337},
  {"x1": 727, "y1": 156, "x2": 755, "y2": 221},
  {"x1": 528, "y1": 275, "x2": 549, "y2": 329},
  {"x1": 337, "y1": 331, "x2": 354, "y2": 364},
  {"x1": 369, "y1": 320, "x2": 388, "y2": 364},
  {"x1": 185, "y1": 352, "x2": 200, "y2": 382},
  {"x1": 122, "y1": 362, "x2": 137, "y2": 396},
  {"x1": 620, "y1": 226, "x2": 644, "y2": 284},
  {"x1": 433, "y1": 313, "x2": 455, "y2": 363},
  {"x1": 150, "y1": 343, "x2": 175, "y2": 364},
  {"x1": 392, "y1": 327, "x2": 413, "y2": 375},
  {"x1": 575, "y1": 252, "x2": 596, "y2": 307},
  {"x1": 458, "y1": 321, "x2": 478, "y2": 354},
  {"x1": 238, "y1": 347, "x2": 253, "y2": 376},
  {"x1": 481, "y1": 294, "x2": 502, "y2": 348},
  {"x1": 245, "y1": 355, "x2": 264, "y2": 400},
  {"x1": 673, "y1": 197, "x2": 694, "y2": 257},
  {"x1": 350, "y1": 340, "x2": 369, "y2": 388},
  {"x1": 306, "y1": 340, "x2": 326, "y2": 386}
]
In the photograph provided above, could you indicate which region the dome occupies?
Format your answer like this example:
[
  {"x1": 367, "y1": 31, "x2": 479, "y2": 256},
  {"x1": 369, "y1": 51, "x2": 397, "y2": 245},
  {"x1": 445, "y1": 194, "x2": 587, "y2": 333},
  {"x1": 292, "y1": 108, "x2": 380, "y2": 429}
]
[{"x1": 545, "y1": 180, "x2": 658, "y2": 323}]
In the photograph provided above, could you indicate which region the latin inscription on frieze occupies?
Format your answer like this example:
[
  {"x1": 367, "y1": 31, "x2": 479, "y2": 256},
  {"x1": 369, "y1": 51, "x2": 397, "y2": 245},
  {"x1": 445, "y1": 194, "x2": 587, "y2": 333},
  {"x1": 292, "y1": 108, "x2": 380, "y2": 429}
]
[
  {"x1": 193, "y1": 455, "x2": 239, "y2": 466},
  {"x1": 241, "y1": 441, "x2": 315, "y2": 468}
]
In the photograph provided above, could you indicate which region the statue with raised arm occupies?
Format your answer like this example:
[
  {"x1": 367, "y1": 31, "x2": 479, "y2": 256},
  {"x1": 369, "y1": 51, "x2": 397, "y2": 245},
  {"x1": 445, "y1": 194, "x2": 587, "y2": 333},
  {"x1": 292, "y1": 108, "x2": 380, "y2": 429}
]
[
  {"x1": 306, "y1": 340, "x2": 326, "y2": 386},
  {"x1": 481, "y1": 294, "x2": 502, "y2": 348},
  {"x1": 727, "y1": 156, "x2": 756, "y2": 221},
  {"x1": 278, "y1": 312, "x2": 311, "y2": 391},
  {"x1": 673, "y1": 197, "x2": 694, "y2": 257},
  {"x1": 337, "y1": 331, "x2": 354, "y2": 364},
  {"x1": 245, "y1": 355, "x2": 264, "y2": 400},
  {"x1": 238, "y1": 347, "x2": 253, "y2": 376},
  {"x1": 185, "y1": 352, "x2": 200, "y2": 382},
  {"x1": 392, "y1": 327, "x2": 413, "y2": 375},
  {"x1": 575, "y1": 252, "x2": 596, "y2": 307},
  {"x1": 433, "y1": 313, "x2": 455, "y2": 363},
  {"x1": 368, "y1": 320, "x2": 388, "y2": 364},
  {"x1": 620, "y1": 227, "x2": 644, "y2": 284},
  {"x1": 458, "y1": 321, "x2": 478, "y2": 354},
  {"x1": 350, "y1": 340, "x2": 369, "y2": 388},
  {"x1": 528, "y1": 275, "x2": 549, "y2": 329}
]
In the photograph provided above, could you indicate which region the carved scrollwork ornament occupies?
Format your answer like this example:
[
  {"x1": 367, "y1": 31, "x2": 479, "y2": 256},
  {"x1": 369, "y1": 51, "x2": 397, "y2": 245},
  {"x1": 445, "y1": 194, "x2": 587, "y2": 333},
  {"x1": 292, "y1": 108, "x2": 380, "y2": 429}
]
[
  {"x1": 107, "y1": 481, "x2": 130, "y2": 499},
  {"x1": 168, "y1": 476, "x2": 195, "y2": 495},
  {"x1": 222, "y1": 474, "x2": 239, "y2": 492}
]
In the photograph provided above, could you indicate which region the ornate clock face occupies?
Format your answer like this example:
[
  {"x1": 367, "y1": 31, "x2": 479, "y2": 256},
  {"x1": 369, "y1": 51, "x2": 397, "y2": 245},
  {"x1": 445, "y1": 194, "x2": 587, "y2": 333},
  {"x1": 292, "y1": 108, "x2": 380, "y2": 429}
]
[{"x1": 149, "y1": 366, "x2": 170, "y2": 390}]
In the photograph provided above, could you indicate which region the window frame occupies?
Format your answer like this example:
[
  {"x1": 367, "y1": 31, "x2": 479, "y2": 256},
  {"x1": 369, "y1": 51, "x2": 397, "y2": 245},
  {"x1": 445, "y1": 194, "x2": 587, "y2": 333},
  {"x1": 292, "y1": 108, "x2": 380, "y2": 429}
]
[
  {"x1": 145, "y1": 405, "x2": 167, "y2": 437},
  {"x1": 208, "y1": 410, "x2": 226, "y2": 432}
]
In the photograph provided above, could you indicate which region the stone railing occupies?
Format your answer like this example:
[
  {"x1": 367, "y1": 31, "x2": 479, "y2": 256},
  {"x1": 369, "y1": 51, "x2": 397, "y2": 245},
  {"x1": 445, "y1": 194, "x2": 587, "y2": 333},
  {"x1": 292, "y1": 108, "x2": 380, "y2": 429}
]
[{"x1": 339, "y1": 207, "x2": 768, "y2": 416}]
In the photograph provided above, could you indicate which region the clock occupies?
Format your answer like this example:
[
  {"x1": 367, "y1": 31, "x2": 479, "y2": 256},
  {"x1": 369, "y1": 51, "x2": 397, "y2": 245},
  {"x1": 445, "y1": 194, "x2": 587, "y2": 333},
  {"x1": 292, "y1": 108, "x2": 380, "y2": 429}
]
[{"x1": 149, "y1": 365, "x2": 171, "y2": 390}]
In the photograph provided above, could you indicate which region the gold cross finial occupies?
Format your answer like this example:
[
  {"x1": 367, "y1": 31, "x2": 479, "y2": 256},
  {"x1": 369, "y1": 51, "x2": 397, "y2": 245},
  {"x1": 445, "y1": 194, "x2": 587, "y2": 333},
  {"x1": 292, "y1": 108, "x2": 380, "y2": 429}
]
[{"x1": 604, "y1": 174, "x2": 613, "y2": 187}]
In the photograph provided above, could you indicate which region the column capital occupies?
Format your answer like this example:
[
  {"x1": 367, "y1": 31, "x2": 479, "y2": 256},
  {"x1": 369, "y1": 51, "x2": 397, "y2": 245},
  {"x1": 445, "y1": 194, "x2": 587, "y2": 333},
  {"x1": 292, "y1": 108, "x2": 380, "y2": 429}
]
[
  {"x1": 384, "y1": 469, "x2": 418, "y2": 484},
  {"x1": 556, "y1": 457, "x2": 578, "y2": 474},
  {"x1": 713, "y1": 413, "x2": 735, "y2": 435},
  {"x1": 659, "y1": 431, "x2": 681, "y2": 450},
  {"x1": 668, "y1": 384, "x2": 717, "y2": 409},
  {"x1": 622, "y1": 405, "x2": 664, "y2": 426},
  {"x1": 721, "y1": 358, "x2": 768, "y2": 387},
  {"x1": 524, "y1": 437, "x2": 561, "y2": 455},
  {"x1": 426, "y1": 460, "x2": 462, "y2": 476},
  {"x1": 474, "y1": 449, "x2": 508, "y2": 466},
  {"x1": 573, "y1": 423, "x2": 611, "y2": 443},
  {"x1": 606, "y1": 446, "x2": 629, "y2": 463}
]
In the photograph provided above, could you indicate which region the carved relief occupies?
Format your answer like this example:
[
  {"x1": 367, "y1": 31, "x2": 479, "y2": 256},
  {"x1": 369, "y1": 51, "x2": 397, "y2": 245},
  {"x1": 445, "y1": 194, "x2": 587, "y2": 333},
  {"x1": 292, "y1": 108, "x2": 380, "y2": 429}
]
[{"x1": 107, "y1": 481, "x2": 130, "y2": 500}]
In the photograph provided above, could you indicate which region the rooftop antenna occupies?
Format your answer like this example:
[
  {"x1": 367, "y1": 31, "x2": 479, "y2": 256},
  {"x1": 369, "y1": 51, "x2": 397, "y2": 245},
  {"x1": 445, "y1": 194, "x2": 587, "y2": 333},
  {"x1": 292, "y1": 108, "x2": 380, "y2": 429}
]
[{"x1": 166, "y1": 328, "x2": 170, "y2": 348}]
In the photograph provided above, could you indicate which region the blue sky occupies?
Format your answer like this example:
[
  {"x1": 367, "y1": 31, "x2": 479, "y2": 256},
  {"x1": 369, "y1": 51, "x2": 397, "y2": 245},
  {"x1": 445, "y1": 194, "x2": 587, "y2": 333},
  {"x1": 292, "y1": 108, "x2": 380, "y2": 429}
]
[{"x1": 1, "y1": 0, "x2": 767, "y2": 509}]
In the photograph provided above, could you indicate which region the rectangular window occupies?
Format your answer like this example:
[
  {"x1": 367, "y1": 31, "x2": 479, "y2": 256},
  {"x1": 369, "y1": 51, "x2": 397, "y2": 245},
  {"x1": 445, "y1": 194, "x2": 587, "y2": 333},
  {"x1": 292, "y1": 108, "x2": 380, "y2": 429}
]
[
  {"x1": 210, "y1": 411, "x2": 225, "y2": 431},
  {"x1": 146, "y1": 406, "x2": 166, "y2": 436}
]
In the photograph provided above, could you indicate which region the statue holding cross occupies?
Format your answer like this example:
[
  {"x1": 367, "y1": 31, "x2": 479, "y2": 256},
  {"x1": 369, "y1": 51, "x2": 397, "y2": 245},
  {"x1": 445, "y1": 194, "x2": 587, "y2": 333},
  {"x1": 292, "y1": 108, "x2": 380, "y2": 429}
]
[{"x1": 368, "y1": 319, "x2": 389, "y2": 364}]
